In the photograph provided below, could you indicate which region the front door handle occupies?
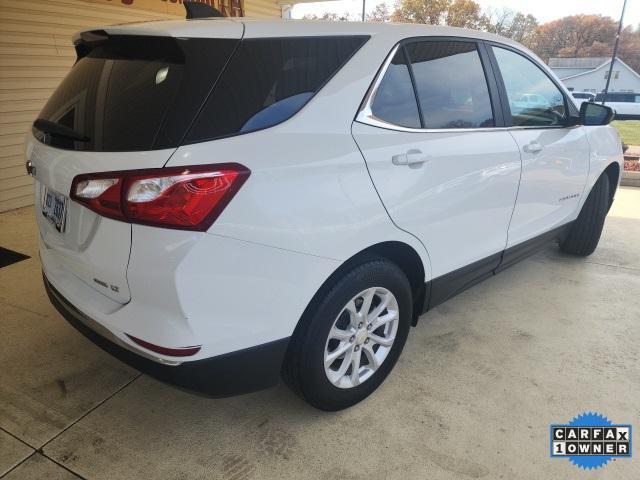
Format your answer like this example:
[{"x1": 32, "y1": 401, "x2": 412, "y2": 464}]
[
  {"x1": 392, "y1": 149, "x2": 430, "y2": 166},
  {"x1": 523, "y1": 142, "x2": 543, "y2": 154}
]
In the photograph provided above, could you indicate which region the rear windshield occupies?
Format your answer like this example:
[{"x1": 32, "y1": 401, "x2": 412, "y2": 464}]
[
  {"x1": 35, "y1": 34, "x2": 368, "y2": 151},
  {"x1": 185, "y1": 36, "x2": 369, "y2": 143},
  {"x1": 34, "y1": 35, "x2": 238, "y2": 151}
]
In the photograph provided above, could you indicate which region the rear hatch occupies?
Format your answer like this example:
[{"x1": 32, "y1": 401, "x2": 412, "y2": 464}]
[{"x1": 29, "y1": 21, "x2": 243, "y2": 303}]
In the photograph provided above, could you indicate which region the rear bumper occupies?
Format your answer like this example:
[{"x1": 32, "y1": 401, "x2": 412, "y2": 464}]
[{"x1": 44, "y1": 273, "x2": 290, "y2": 397}]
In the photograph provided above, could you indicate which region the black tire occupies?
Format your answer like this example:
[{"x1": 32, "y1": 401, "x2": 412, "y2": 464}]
[
  {"x1": 560, "y1": 174, "x2": 610, "y2": 256},
  {"x1": 282, "y1": 257, "x2": 412, "y2": 411}
]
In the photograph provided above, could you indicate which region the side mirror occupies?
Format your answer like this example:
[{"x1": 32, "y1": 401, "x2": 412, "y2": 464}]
[{"x1": 580, "y1": 102, "x2": 615, "y2": 126}]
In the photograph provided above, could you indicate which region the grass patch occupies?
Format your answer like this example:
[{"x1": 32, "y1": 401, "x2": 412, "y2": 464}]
[{"x1": 612, "y1": 120, "x2": 640, "y2": 146}]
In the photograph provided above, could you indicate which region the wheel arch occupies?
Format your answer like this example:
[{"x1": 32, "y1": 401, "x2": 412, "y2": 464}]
[
  {"x1": 362, "y1": 242, "x2": 427, "y2": 325},
  {"x1": 292, "y1": 241, "x2": 428, "y2": 342}
]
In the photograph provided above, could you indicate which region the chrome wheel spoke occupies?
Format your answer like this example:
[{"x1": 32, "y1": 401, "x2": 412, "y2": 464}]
[
  {"x1": 368, "y1": 291, "x2": 391, "y2": 321},
  {"x1": 349, "y1": 348, "x2": 362, "y2": 386},
  {"x1": 359, "y1": 289, "x2": 376, "y2": 317},
  {"x1": 370, "y1": 309, "x2": 398, "y2": 331},
  {"x1": 368, "y1": 333, "x2": 393, "y2": 347},
  {"x1": 325, "y1": 341, "x2": 352, "y2": 367},
  {"x1": 329, "y1": 326, "x2": 352, "y2": 342},
  {"x1": 330, "y1": 347, "x2": 353, "y2": 381},
  {"x1": 344, "y1": 299, "x2": 358, "y2": 322},
  {"x1": 362, "y1": 344, "x2": 380, "y2": 370}
]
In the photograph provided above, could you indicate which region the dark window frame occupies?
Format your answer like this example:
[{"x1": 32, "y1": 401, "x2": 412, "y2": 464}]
[{"x1": 362, "y1": 36, "x2": 505, "y2": 130}]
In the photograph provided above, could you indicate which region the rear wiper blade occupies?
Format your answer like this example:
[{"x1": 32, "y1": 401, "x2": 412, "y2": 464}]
[{"x1": 33, "y1": 118, "x2": 90, "y2": 142}]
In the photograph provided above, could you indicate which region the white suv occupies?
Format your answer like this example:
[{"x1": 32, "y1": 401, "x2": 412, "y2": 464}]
[{"x1": 27, "y1": 16, "x2": 623, "y2": 411}]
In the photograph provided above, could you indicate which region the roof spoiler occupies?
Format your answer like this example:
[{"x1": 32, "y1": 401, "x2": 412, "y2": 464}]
[{"x1": 184, "y1": 1, "x2": 224, "y2": 19}]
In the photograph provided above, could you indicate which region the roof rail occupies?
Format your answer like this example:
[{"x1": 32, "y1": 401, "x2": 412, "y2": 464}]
[{"x1": 184, "y1": 1, "x2": 224, "y2": 19}]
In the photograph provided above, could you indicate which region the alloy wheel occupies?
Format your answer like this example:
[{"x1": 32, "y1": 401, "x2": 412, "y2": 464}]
[{"x1": 324, "y1": 287, "x2": 399, "y2": 389}]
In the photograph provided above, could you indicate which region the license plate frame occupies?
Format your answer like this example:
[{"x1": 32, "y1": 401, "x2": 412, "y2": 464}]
[{"x1": 42, "y1": 187, "x2": 68, "y2": 233}]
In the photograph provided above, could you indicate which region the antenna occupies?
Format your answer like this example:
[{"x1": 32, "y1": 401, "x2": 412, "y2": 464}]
[{"x1": 184, "y1": 1, "x2": 224, "y2": 19}]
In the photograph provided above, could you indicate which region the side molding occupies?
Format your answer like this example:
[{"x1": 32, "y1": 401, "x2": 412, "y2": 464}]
[{"x1": 423, "y1": 223, "x2": 573, "y2": 313}]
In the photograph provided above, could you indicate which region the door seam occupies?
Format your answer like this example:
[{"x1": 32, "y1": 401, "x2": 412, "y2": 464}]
[{"x1": 349, "y1": 124, "x2": 433, "y2": 276}]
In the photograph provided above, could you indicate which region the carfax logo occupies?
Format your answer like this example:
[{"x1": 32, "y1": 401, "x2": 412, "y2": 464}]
[{"x1": 550, "y1": 412, "x2": 632, "y2": 470}]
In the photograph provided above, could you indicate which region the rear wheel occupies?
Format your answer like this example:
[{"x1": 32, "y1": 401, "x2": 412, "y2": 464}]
[
  {"x1": 561, "y1": 174, "x2": 610, "y2": 256},
  {"x1": 283, "y1": 258, "x2": 412, "y2": 411}
]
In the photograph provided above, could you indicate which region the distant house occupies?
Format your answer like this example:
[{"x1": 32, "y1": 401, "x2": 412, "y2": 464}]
[{"x1": 549, "y1": 57, "x2": 640, "y2": 94}]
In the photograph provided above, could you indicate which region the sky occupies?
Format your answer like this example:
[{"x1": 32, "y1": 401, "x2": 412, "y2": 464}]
[{"x1": 292, "y1": 0, "x2": 640, "y2": 27}]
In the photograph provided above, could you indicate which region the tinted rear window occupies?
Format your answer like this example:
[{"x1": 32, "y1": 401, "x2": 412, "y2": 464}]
[
  {"x1": 370, "y1": 49, "x2": 421, "y2": 128},
  {"x1": 186, "y1": 36, "x2": 368, "y2": 143},
  {"x1": 35, "y1": 35, "x2": 238, "y2": 151},
  {"x1": 407, "y1": 41, "x2": 494, "y2": 129}
]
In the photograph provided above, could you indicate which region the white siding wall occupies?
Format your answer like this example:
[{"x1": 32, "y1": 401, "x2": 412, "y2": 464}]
[
  {"x1": 244, "y1": 0, "x2": 281, "y2": 18},
  {"x1": 0, "y1": 0, "x2": 281, "y2": 212},
  {"x1": 0, "y1": 0, "x2": 179, "y2": 212},
  {"x1": 561, "y1": 60, "x2": 640, "y2": 94},
  {"x1": 551, "y1": 67, "x2": 592, "y2": 79}
]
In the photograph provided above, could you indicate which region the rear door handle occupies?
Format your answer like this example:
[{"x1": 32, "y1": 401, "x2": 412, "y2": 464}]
[
  {"x1": 392, "y1": 149, "x2": 430, "y2": 166},
  {"x1": 523, "y1": 142, "x2": 543, "y2": 154}
]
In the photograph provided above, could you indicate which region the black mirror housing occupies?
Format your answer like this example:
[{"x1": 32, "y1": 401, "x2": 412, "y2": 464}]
[{"x1": 580, "y1": 102, "x2": 615, "y2": 126}]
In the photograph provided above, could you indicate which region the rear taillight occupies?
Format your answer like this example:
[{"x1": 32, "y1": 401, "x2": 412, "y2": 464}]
[{"x1": 70, "y1": 164, "x2": 249, "y2": 231}]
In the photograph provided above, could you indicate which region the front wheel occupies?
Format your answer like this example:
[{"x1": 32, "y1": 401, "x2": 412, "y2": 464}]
[
  {"x1": 561, "y1": 174, "x2": 610, "y2": 257},
  {"x1": 282, "y1": 258, "x2": 412, "y2": 411}
]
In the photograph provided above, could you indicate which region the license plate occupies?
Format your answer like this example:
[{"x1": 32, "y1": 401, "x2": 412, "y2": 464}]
[{"x1": 42, "y1": 187, "x2": 68, "y2": 233}]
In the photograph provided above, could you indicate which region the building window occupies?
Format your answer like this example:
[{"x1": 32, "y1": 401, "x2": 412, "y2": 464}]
[{"x1": 604, "y1": 71, "x2": 620, "y2": 80}]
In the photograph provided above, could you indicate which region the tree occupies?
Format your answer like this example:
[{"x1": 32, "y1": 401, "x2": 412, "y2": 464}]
[
  {"x1": 445, "y1": 0, "x2": 484, "y2": 29},
  {"x1": 302, "y1": 11, "x2": 354, "y2": 21},
  {"x1": 532, "y1": 15, "x2": 617, "y2": 61},
  {"x1": 367, "y1": 2, "x2": 391, "y2": 22},
  {"x1": 526, "y1": 15, "x2": 639, "y2": 75},
  {"x1": 483, "y1": 8, "x2": 538, "y2": 48},
  {"x1": 391, "y1": 0, "x2": 485, "y2": 29},
  {"x1": 618, "y1": 25, "x2": 640, "y2": 73}
]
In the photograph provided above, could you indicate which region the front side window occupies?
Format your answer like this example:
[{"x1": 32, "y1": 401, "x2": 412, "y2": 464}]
[
  {"x1": 370, "y1": 49, "x2": 421, "y2": 128},
  {"x1": 406, "y1": 41, "x2": 494, "y2": 129},
  {"x1": 492, "y1": 47, "x2": 566, "y2": 127}
]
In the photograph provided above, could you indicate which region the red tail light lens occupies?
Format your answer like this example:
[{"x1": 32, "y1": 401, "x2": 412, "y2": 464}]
[
  {"x1": 126, "y1": 334, "x2": 201, "y2": 357},
  {"x1": 71, "y1": 164, "x2": 249, "y2": 231}
]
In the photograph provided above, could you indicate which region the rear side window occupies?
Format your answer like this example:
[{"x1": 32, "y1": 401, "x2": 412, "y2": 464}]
[
  {"x1": 406, "y1": 41, "x2": 494, "y2": 129},
  {"x1": 35, "y1": 35, "x2": 238, "y2": 151},
  {"x1": 370, "y1": 49, "x2": 421, "y2": 128},
  {"x1": 186, "y1": 36, "x2": 369, "y2": 143}
]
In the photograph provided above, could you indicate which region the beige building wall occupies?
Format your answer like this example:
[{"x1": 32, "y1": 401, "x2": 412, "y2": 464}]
[
  {"x1": 83, "y1": 0, "x2": 281, "y2": 18},
  {"x1": 0, "y1": 0, "x2": 280, "y2": 212}
]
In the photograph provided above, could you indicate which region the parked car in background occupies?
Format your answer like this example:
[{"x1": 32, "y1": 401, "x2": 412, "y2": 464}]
[
  {"x1": 571, "y1": 91, "x2": 595, "y2": 108},
  {"x1": 26, "y1": 17, "x2": 623, "y2": 411},
  {"x1": 512, "y1": 93, "x2": 551, "y2": 111},
  {"x1": 595, "y1": 92, "x2": 640, "y2": 120}
]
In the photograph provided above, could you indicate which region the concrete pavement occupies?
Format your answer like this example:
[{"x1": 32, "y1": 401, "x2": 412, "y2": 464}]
[{"x1": 1, "y1": 188, "x2": 639, "y2": 479}]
